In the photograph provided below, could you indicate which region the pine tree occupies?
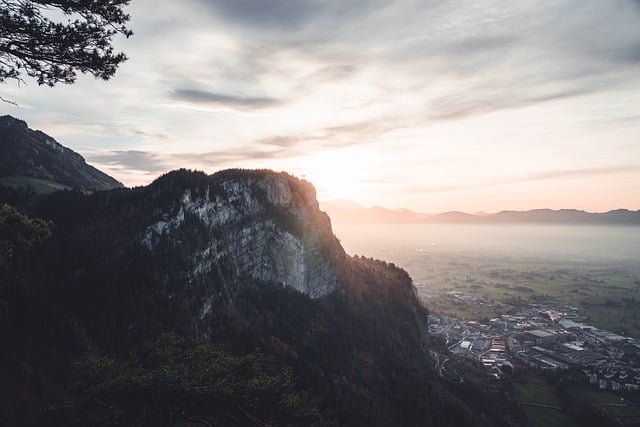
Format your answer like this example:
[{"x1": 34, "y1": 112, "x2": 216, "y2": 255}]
[{"x1": 0, "y1": 0, "x2": 132, "y2": 88}]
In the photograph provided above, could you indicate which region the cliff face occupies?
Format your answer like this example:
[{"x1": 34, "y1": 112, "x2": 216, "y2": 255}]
[
  {"x1": 140, "y1": 170, "x2": 345, "y2": 305},
  {"x1": 28, "y1": 169, "x2": 350, "y2": 343},
  {"x1": 0, "y1": 115, "x2": 123, "y2": 191}
]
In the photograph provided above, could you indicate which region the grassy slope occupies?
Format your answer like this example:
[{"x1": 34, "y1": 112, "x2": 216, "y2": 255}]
[{"x1": 0, "y1": 176, "x2": 71, "y2": 194}]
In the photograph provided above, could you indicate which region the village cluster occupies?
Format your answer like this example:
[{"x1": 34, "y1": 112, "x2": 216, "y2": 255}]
[{"x1": 428, "y1": 298, "x2": 640, "y2": 392}]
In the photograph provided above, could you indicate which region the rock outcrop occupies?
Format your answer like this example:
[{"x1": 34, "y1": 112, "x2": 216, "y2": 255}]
[{"x1": 141, "y1": 170, "x2": 346, "y2": 301}]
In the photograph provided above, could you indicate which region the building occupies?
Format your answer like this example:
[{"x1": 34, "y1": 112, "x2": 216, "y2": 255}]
[
  {"x1": 559, "y1": 319, "x2": 583, "y2": 330},
  {"x1": 523, "y1": 329, "x2": 557, "y2": 346}
]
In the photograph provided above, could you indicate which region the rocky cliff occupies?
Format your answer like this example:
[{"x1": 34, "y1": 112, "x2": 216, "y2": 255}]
[
  {"x1": 0, "y1": 115, "x2": 123, "y2": 191},
  {"x1": 27, "y1": 169, "x2": 350, "y2": 344},
  {"x1": 140, "y1": 169, "x2": 346, "y2": 309}
]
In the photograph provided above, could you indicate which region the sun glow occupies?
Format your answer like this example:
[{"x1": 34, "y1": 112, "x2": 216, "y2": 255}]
[{"x1": 293, "y1": 148, "x2": 377, "y2": 203}]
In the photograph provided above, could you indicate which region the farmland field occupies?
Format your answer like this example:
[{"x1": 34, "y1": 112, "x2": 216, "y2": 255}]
[{"x1": 509, "y1": 372, "x2": 581, "y2": 427}]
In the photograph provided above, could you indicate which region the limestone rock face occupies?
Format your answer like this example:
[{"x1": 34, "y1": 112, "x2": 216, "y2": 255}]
[{"x1": 141, "y1": 170, "x2": 346, "y2": 311}]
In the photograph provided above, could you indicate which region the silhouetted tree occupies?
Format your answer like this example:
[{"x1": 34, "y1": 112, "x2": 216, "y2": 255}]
[
  {"x1": 0, "y1": 203, "x2": 51, "y2": 262},
  {"x1": 0, "y1": 0, "x2": 132, "y2": 90}
]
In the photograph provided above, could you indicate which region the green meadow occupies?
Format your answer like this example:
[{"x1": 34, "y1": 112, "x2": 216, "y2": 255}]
[{"x1": 415, "y1": 253, "x2": 640, "y2": 336}]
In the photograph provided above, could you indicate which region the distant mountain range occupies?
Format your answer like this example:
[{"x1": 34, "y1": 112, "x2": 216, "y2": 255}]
[
  {"x1": 0, "y1": 115, "x2": 122, "y2": 191},
  {"x1": 321, "y1": 200, "x2": 640, "y2": 225}
]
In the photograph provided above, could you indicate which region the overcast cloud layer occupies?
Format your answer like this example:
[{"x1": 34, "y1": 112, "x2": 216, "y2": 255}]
[{"x1": 2, "y1": 0, "x2": 639, "y2": 212}]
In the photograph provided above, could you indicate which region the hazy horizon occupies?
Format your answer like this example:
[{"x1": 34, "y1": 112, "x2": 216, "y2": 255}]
[
  {"x1": 320, "y1": 197, "x2": 639, "y2": 215},
  {"x1": 332, "y1": 222, "x2": 640, "y2": 266}
]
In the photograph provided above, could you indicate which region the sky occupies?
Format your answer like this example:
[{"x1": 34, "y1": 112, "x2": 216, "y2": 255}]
[{"x1": 2, "y1": 0, "x2": 640, "y2": 213}]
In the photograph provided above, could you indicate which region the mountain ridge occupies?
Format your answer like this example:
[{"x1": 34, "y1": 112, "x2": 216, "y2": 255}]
[
  {"x1": 321, "y1": 199, "x2": 640, "y2": 225},
  {"x1": 0, "y1": 115, "x2": 123, "y2": 191}
]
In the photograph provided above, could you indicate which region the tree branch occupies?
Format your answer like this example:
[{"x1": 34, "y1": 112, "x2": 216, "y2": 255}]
[
  {"x1": 0, "y1": 94, "x2": 18, "y2": 106},
  {"x1": 0, "y1": 0, "x2": 131, "y2": 86}
]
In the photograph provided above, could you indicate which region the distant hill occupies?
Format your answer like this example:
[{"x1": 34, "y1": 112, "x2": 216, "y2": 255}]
[
  {"x1": 321, "y1": 200, "x2": 640, "y2": 225},
  {"x1": 321, "y1": 200, "x2": 432, "y2": 223},
  {"x1": 489, "y1": 208, "x2": 640, "y2": 224},
  {"x1": 0, "y1": 115, "x2": 122, "y2": 192}
]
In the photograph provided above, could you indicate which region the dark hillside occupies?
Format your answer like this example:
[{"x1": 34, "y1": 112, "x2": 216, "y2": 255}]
[
  {"x1": 0, "y1": 116, "x2": 123, "y2": 191},
  {"x1": 1, "y1": 169, "x2": 522, "y2": 426}
]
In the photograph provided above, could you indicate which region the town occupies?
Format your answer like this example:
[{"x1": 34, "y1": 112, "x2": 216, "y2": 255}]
[{"x1": 428, "y1": 291, "x2": 640, "y2": 392}]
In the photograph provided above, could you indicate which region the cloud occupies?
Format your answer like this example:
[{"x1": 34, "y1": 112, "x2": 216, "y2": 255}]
[
  {"x1": 405, "y1": 183, "x2": 486, "y2": 194},
  {"x1": 258, "y1": 136, "x2": 301, "y2": 148},
  {"x1": 174, "y1": 148, "x2": 293, "y2": 165},
  {"x1": 170, "y1": 88, "x2": 283, "y2": 110},
  {"x1": 194, "y1": 0, "x2": 323, "y2": 29},
  {"x1": 297, "y1": 64, "x2": 360, "y2": 89},
  {"x1": 87, "y1": 151, "x2": 169, "y2": 174},
  {"x1": 517, "y1": 165, "x2": 640, "y2": 182},
  {"x1": 429, "y1": 84, "x2": 601, "y2": 121},
  {"x1": 83, "y1": 116, "x2": 402, "y2": 177},
  {"x1": 151, "y1": 0, "x2": 640, "y2": 128},
  {"x1": 609, "y1": 44, "x2": 640, "y2": 66},
  {"x1": 444, "y1": 36, "x2": 517, "y2": 57},
  {"x1": 194, "y1": 0, "x2": 388, "y2": 33},
  {"x1": 402, "y1": 165, "x2": 640, "y2": 195},
  {"x1": 250, "y1": 116, "x2": 406, "y2": 152},
  {"x1": 129, "y1": 129, "x2": 169, "y2": 140},
  {"x1": 318, "y1": 119, "x2": 403, "y2": 147},
  {"x1": 87, "y1": 145, "x2": 301, "y2": 178},
  {"x1": 84, "y1": 115, "x2": 405, "y2": 179}
]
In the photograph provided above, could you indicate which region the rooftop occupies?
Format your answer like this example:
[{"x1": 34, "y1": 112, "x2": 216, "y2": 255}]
[{"x1": 528, "y1": 329, "x2": 555, "y2": 338}]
